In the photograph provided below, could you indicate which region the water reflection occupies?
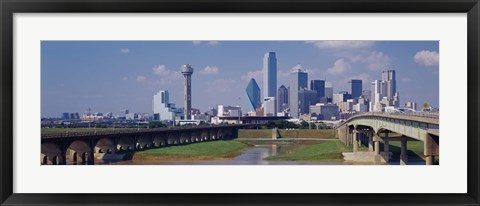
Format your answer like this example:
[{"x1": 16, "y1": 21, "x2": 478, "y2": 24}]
[
  {"x1": 87, "y1": 141, "x2": 427, "y2": 165},
  {"x1": 101, "y1": 143, "x2": 360, "y2": 165}
]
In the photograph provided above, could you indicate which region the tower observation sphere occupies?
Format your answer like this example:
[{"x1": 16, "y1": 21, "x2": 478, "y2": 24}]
[{"x1": 181, "y1": 64, "x2": 194, "y2": 75}]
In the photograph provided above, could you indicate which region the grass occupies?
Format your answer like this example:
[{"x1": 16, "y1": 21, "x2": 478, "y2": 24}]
[
  {"x1": 133, "y1": 140, "x2": 251, "y2": 159},
  {"x1": 264, "y1": 140, "x2": 351, "y2": 161},
  {"x1": 238, "y1": 129, "x2": 337, "y2": 139},
  {"x1": 355, "y1": 140, "x2": 425, "y2": 160},
  {"x1": 388, "y1": 141, "x2": 425, "y2": 160}
]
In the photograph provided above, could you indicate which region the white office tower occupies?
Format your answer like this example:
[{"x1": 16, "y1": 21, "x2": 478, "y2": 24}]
[
  {"x1": 370, "y1": 80, "x2": 387, "y2": 112},
  {"x1": 263, "y1": 97, "x2": 276, "y2": 116},
  {"x1": 152, "y1": 90, "x2": 175, "y2": 121},
  {"x1": 325, "y1": 81, "x2": 333, "y2": 99}
]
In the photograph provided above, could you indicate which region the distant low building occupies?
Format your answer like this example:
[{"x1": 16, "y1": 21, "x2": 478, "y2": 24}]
[
  {"x1": 403, "y1": 102, "x2": 417, "y2": 110},
  {"x1": 309, "y1": 103, "x2": 338, "y2": 120},
  {"x1": 263, "y1": 97, "x2": 276, "y2": 116}
]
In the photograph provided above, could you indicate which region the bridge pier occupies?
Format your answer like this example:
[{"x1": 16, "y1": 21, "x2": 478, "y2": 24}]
[
  {"x1": 424, "y1": 133, "x2": 439, "y2": 165},
  {"x1": 368, "y1": 135, "x2": 374, "y2": 152},
  {"x1": 373, "y1": 134, "x2": 381, "y2": 164},
  {"x1": 352, "y1": 128, "x2": 359, "y2": 152},
  {"x1": 400, "y1": 137, "x2": 408, "y2": 165},
  {"x1": 383, "y1": 132, "x2": 390, "y2": 163},
  {"x1": 426, "y1": 155, "x2": 434, "y2": 165},
  {"x1": 88, "y1": 141, "x2": 95, "y2": 165}
]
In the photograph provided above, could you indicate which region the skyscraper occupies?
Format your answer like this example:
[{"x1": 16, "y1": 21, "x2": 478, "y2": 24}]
[
  {"x1": 289, "y1": 65, "x2": 308, "y2": 118},
  {"x1": 325, "y1": 81, "x2": 334, "y2": 100},
  {"x1": 153, "y1": 90, "x2": 176, "y2": 121},
  {"x1": 298, "y1": 88, "x2": 317, "y2": 115},
  {"x1": 245, "y1": 78, "x2": 261, "y2": 112},
  {"x1": 181, "y1": 64, "x2": 194, "y2": 120},
  {"x1": 277, "y1": 85, "x2": 289, "y2": 113},
  {"x1": 263, "y1": 52, "x2": 277, "y2": 98},
  {"x1": 382, "y1": 70, "x2": 396, "y2": 99},
  {"x1": 349, "y1": 79, "x2": 362, "y2": 99},
  {"x1": 370, "y1": 80, "x2": 387, "y2": 111},
  {"x1": 310, "y1": 80, "x2": 325, "y2": 99}
]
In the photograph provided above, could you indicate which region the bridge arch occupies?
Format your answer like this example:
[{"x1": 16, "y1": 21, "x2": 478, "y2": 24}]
[
  {"x1": 136, "y1": 135, "x2": 153, "y2": 150},
  {"x1": 117, "y1": 136, "x2": 135, "y2": 151},
  {"x1": 68, "y1": 140, "x2": 92, "y2": 165},
  {"x1": 153, "y1": 134, "x2": 167, "y2": 147},
  {"x1": 94, "y1": 137, "x2": 116, "y2": 154},
  {"x1": 41, "y1": 142, "x2": 63, "y2": 165}
]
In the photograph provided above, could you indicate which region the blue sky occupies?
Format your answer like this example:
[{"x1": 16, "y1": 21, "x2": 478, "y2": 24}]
[{"x1": 41, "y1": 41, "x2": 439, "y2": 118}]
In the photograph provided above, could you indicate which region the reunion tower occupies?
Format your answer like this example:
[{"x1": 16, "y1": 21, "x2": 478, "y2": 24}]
[{"x1": 181, "y1": 64, "x2": 194, "y2": 120}]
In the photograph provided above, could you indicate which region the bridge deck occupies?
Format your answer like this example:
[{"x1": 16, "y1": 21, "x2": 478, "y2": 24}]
[{"x1": 41, "y1": 124, "x2": 258, "y2": 139}]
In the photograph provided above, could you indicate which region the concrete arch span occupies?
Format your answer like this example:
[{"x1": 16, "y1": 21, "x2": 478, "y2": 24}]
[
  {"x1": 153, "y1": 134, "x2": 168, "y2": 147},
  {"x1": 68, "y1": 140, "x2": 93, "y2": 165},
  {"x1": 95, "y1": 137, "x2": 116, "y2": 154},
  {"x1": 136, "y1": 136, "x2": 153, "y2": 150},
  {"x1": 41, "y1": 142, "x2": 63, "y2": 165},
  {"x1": 117, "y1": 136, "x2": 135, "y2": 151}
]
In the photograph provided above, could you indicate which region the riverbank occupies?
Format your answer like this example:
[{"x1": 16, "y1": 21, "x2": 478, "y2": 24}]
[
  {"x1": 131, "y1": 140, "x2": 251, "y2": 161},
  {"x1": 238, "y1": 129, "x2": 337, "y2": 139},
  {"x1": 264, "y1": 140, "x2": 351, "y2": 161}
]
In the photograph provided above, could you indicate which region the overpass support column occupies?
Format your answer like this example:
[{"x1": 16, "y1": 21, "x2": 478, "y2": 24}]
[
  {"x1": 426, "y1": 156, "x2": 434, "y2": 165},
  {"x1": 373, "y1": 134, "x2": 381, "y2": 164},
  {"x1": 59, "y1": 141, "x2": 67, "y2": 165},
  {"x1": 424, "y1": 133, "x2": 439, "y2": 165},
  {"x1": 400, "y1": 137, "x2": 408, "y2": 165},
  {"x1": 88, "y1": 140, "x2": 95, "y2": 165},
  {"x1": 352, "y1": 128, "x2": 359, "y2": 152},
  {"x1": 368, "y1": 134, "x2": 374, "y2": 152},
  {"x1": 383, "y1": 132, "x2": 390, "y2": 163}
]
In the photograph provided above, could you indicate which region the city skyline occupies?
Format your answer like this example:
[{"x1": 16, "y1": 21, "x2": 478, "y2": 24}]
[{"x1": 41, "y1": 41, "x2": 439, "y2": 117}]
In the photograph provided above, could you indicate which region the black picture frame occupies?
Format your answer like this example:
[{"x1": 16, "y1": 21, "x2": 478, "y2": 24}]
[{"x1": 1, "y1": 0, "x2": 479, "y2": 205}]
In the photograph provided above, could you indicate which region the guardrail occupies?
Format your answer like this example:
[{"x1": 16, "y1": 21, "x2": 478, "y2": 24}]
[
  {"x1": 334, "y1": 112, "x2": 439, "y2": 129},
  {"x1": 41, "y1": 124, "x2": 260, "y2": 139}
]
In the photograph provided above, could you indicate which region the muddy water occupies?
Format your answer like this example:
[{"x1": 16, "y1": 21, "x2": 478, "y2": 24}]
[
  {"x1": 99, "y1": 140, "x2": 360, "y2": 165},
  {"x1": 89, "y1": 140, "x2": 426, "y2": 165}
]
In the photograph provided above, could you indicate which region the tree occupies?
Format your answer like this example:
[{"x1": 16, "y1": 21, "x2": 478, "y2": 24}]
[
  {"x1": 149, "y1": 121, "x2": 166, "y2": 128},
  {"x1": 299, "y1": 121, "x2": 310, "y2": 129},
  {"x1": 264, "y1": 120, "x2": 277, "y2": 129}
]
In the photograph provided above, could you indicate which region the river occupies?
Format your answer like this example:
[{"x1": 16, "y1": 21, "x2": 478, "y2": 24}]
[{"x1": 93, "y1": 140, "x2": 425, "y2": 165}]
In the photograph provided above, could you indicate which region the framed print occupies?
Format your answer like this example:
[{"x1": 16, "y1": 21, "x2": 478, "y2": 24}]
[{"x1": 1, "y1": 0, "x2": 479, "y2": 205}]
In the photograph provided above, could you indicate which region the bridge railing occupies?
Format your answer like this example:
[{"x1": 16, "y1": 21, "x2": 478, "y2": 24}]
[
  {"x1": 41, "y1": 123, "x2": 260, "y2": 139},
  {"x1": 334, "y1": 111, "x2": 439, "y2": 129}
]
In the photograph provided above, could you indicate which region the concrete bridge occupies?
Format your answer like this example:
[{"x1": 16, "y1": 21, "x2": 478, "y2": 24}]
[
  {"x1": 336, "y1": 113, "x2": 439, "y2": 165},
  {"x1": 41, "y1": 124, "x2": 258, "y2": 165}
]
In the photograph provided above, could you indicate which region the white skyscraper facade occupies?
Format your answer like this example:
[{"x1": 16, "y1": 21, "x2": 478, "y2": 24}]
[
  {"x1": 371, "y1": 69, "x2": 399, "y2": 111},
  {"x1": 263, "y1": 97, "x2": 276, "y2": 116},
  {"x1": 263, "y1": 52, "x2": 277, "y2": 115},
  {"x1": 152, "y1": 90, "x2": 175, "y2": 121},
  {"x1": 370, "y1": 80, "x2": 387, "y2": 112},
  {"x1": 325, "y1": 81, "x2": 334, "y2": 100}
]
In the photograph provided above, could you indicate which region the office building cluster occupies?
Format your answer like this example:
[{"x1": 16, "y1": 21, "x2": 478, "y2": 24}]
[
  {"x1": 242, "y1": 52, "x2": 418, "y2": 121},
  {"x1": 52, "y1": 51, "x2": 426, "y2": 128}
]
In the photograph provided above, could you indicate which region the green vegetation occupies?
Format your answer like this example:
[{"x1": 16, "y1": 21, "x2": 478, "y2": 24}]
[
  {"x1": 134, "y1": 140, "x2": 250, "y2": 158},
  {"x1": 148, "y1": 121, "x2": 167, "y2": 128},
  {"x1": 350, "y1": 140, "x2": 425, "y2": 160},
  {"x1": 263, "y1": 120, "x2": 331, "y2": 129},
  {"x1": 238, "y1": 129, "x2": 337, "y2": 139},
  {"x1": 264, "y1": 140, "x2": 351, "y2": 161},
  {"x1": 388, "y1": 141, "x2": 425, "y2": 160}
]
